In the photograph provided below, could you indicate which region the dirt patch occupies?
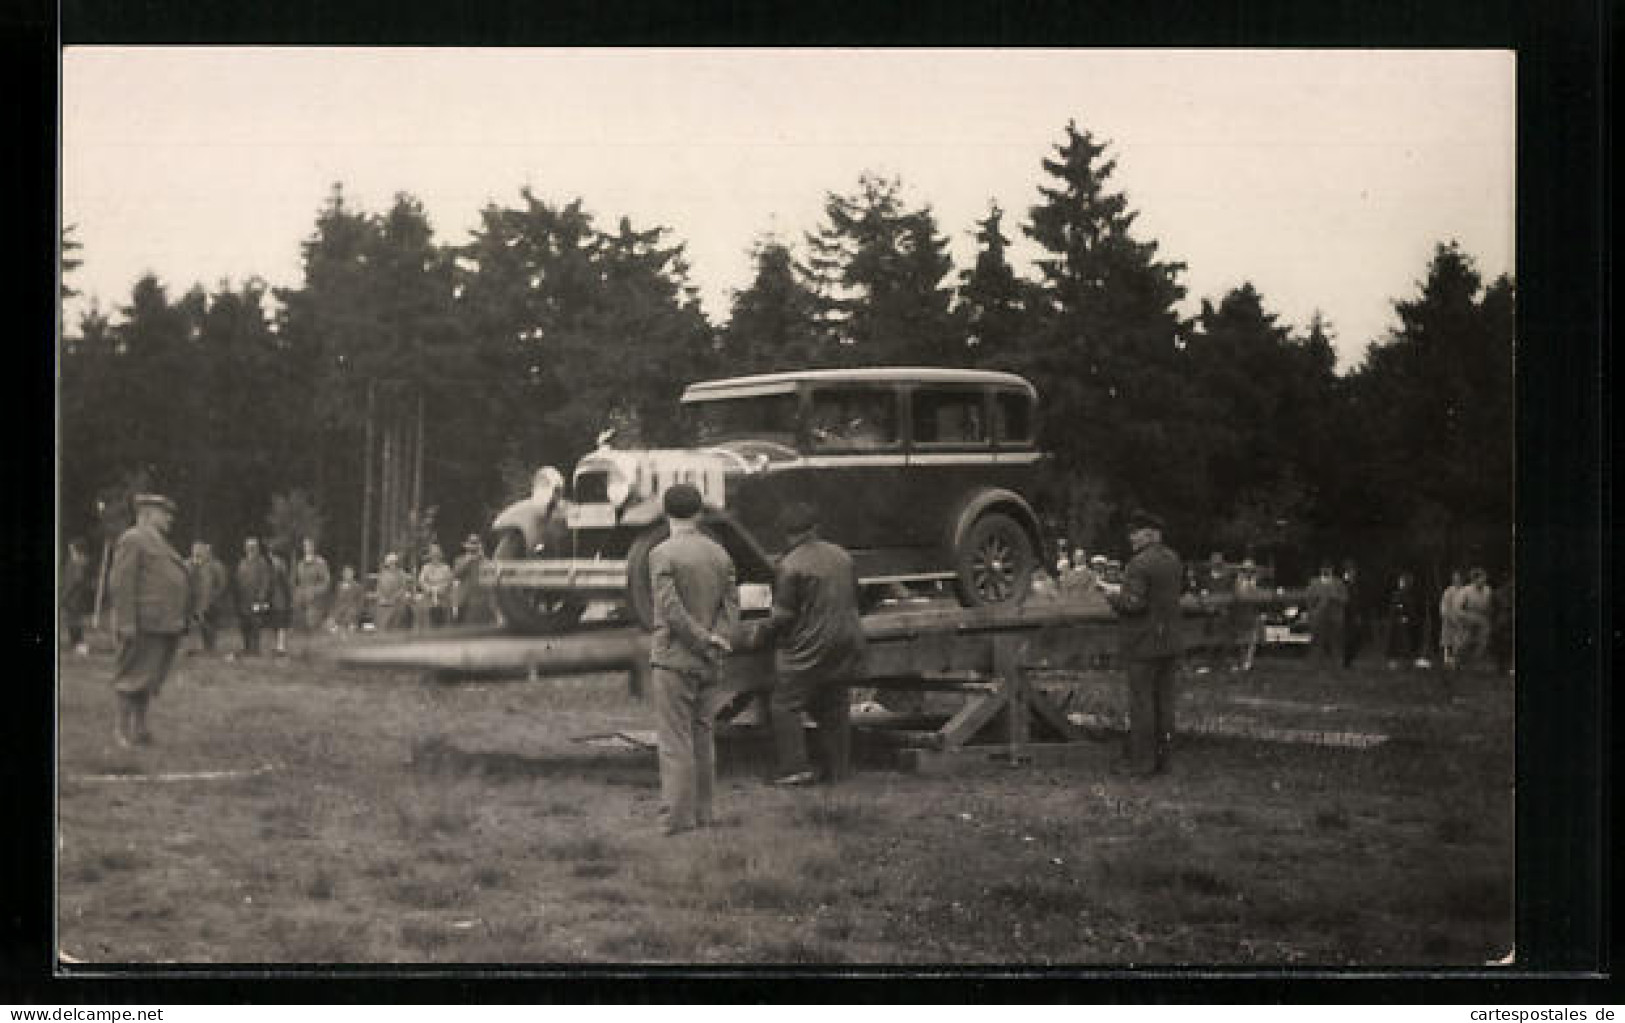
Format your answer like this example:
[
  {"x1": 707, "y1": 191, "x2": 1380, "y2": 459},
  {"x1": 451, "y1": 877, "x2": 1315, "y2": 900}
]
[{"x1": 56, "y1": 646, "x2": 1512, "y2": 964}]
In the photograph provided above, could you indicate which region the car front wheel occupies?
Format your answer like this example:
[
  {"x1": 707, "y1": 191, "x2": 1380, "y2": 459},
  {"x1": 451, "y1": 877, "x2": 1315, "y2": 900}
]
[{"x1": 953, "y1": 512, "x2": 1036, "y2": 608}]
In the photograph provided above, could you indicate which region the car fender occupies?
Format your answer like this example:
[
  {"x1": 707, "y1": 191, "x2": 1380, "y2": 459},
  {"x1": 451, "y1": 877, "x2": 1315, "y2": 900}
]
[
  {"x1": 490, "y1": 497, "x2": 555, "y2": 553},
  {"x1": 946, "y1": 488, "x2": 1044, "y2": 559},
  {"x1": 697, "y1": 507, "x2": 778, "y2": 584}
]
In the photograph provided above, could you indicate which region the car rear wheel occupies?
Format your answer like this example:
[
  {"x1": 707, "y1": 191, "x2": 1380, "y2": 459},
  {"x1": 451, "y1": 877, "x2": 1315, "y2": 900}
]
[
  {"x1": 491, "y1": 529, "x2": 585, "y2": 634},
  {"x1": 953, "y1": 512, "x2": 1036, "y2": 608}
]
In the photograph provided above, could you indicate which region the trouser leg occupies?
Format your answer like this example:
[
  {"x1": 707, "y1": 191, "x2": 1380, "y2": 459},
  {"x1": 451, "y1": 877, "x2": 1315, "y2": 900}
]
[
  {"x1": 1125, "y1": 660, "x2": 1159, "y2": 774},
  {"x1": 652, "y1": 667, "x2": 698, "y2": 830},
  {"x1": 770, "y1": 674, "x2": 815, "y2": 775},
  {"x1": 692, "y1": 679, "x2": 729, "y2": 825},
  {"x1": 810, "y1": 683, "x2": 852, "y2": 782},
  {"x1": 1152, "y1": 658, "x2": 1176, "y2": 769}
]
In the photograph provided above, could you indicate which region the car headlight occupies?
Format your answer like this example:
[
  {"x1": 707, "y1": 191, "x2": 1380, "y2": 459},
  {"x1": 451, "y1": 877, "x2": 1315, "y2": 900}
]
[{"x1": 606, "y1": 477, "x2": 632, "y2": 507}]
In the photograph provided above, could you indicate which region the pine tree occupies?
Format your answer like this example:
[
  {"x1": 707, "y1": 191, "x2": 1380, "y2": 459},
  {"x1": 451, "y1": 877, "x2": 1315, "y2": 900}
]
[
  {"x1": 803, "y1": 174, "x2": 960, "y2": 366},
  {"x1": 957, "y1": 201, "x2": 1025, "y2": 366},
  {"x1": 1021, "y1": 121, "x2": 1195, "y2": 539},
  {"x1": 723, "y1": 238, "x2": 828, "y2": 373}
]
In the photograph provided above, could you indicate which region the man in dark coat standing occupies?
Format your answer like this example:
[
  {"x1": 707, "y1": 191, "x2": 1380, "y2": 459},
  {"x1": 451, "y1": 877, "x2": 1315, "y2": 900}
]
[
  {"x1": 749, "y1": 501, "x2": 868, "y2": 787},
  {"x1": 234, "y1": 538, "x2": 273, "y2": 656},
  {"x1": 1107, "y1": 509, "x2": 1183, "y2": 777},
  {"x1": 108, "y1": 493, "x2": 192, "y2": 746}
]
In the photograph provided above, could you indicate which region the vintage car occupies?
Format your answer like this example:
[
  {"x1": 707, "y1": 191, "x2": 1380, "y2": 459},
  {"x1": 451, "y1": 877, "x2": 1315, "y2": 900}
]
[{"x1": 481, "y1": 367, "x2": 1049, "y2": 631}]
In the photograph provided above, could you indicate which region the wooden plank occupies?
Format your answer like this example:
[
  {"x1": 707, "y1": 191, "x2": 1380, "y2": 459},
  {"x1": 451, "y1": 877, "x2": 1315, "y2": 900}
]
[{"x1": 937, "y1": 691, "x2": 1007, "y2": 751}]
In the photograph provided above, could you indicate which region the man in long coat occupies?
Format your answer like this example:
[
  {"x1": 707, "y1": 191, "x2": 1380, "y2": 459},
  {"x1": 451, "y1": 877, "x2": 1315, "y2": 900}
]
[
  {"x1": 748, "y1": 501, "x2": 867, "y2": 786},
  {"x1": 1106, "y1": 509, "x2": 1183, "y2": 777},
  {"x1": 234, "y1": 538, "x2": 273, "y2": 656},
  {"x1": 108, "y1": 493, "x2": 192, "y2": 746}
]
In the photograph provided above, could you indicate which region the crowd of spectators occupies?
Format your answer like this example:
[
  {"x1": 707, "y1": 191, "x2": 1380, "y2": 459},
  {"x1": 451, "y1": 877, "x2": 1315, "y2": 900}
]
[{"x1": 60, "y1": 527, "x2": 498, "y2": 659}]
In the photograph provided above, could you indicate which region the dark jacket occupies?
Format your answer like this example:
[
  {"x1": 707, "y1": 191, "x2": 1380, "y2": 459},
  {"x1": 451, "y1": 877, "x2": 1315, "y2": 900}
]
[
  {"x1": 236, "y1": 553, "x2": 274, "y2": 612},
  {"x1": 1108, "y1": 540, "x2": 1183, "y2": 661},
  {"x1": 753, "y1": 536, "x2": 867, "y2": 682},
  {"x1": 110, "y1": 524, "x2": 192, "y2": 635},
  {"x1": 62, "y1": 555, "x2": 92, "y2": 613}
]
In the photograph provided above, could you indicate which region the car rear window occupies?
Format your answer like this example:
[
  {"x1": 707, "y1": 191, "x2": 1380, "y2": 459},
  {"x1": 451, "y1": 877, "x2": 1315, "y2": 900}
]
[
  {"x1": 912, "y1": 389, "x2": 988, "y2": 446},
  {"x1": 808, "y1": 387, "x2": 900, "y2": 451},
  {"x1": 994, "y1": 390, "x2": 1034, "y2": 445}
]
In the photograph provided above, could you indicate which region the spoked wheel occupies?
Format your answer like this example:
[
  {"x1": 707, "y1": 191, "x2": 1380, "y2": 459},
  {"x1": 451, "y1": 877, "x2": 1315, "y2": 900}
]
[
  {"x1": 490, "y1": 529, "x2": 585, "y2": 633},
  {"x1": 953, "y1": 512, "x2": 1036, "y2": 608}
]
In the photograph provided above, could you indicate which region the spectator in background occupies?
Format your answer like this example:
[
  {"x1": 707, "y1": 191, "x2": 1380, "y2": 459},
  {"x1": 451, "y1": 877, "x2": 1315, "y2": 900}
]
[
  {"x1": 1305, "y1": 561, "x2": 1349, "y2": 671},
  {"x1": 452, "y1": 534, "x2": 491, "y2": 625},
  {"x1": 186, "y1": 540, "x2": 227, "y2": 654},
  {"x1": 1491, "y1": 570, "x2": 1515, "y2": 675},
  {"x1": 1058, "y1": 548, "x2": 1101, "y2": 603},
  {"x1": 266, "y1": 543, "x2": 294, "y2": 656},
  {"x1": 233, "y1": 537, "x2": 273, "y2": 657},
  {"x1": 375, "y1": 552, "x2": 412, "y2": 631},
  {"x1": 62, "y1": 539, "x2": 93, "y2": 656},
  {"x1": 1340, "y1": 558, "x2": 1365, "y2": 669},
  {"x1": 108, "y1": 494, "x2": 191, "y2": 746},
  {"x1": 1385, "y1": 571, "x2": 1423, "y2": 670},
  {"x1": 418, "y1": 543, "x2": 454, "y2": 628},
  {"x1": 1106, "y1": 509, "x2": 1183, "y2": 778},
  {"x1": 292, "y1": 537, "x2": 332, "y2": 633},
  {"x1": 329, "y1": 565, "x2": 365, "y2": 635},
  {"x1": 1439, "y1": 569, "x2": 1466, "y2": 670},
  {"x1": 1231, "y1": 558, "x2": 1266, "y2": 671},
  {"x1": 1455, "y1": 568, "x2": 1493, "y2": 669},
  {"x1": 1199, "y1": 551, "x2": 1234, "y2": 597}
]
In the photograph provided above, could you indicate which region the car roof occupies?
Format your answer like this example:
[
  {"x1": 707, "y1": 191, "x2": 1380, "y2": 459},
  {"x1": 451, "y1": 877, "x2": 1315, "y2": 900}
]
[{"x1": 681, "y1": 366, "x2": 1037, "y2": 402}]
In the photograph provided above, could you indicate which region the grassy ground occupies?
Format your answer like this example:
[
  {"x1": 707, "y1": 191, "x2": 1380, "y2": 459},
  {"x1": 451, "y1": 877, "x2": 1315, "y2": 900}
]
[{"x1": 56, "y1": 631, "x2": 1512, "y2": 966}]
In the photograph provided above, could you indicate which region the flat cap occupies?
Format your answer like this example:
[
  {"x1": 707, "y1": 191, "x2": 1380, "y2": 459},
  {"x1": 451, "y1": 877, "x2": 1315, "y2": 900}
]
[
  {"x1": 1125, "y1": 508, "x2": 1163, "y2": 532},
  {"x1": 778, "y1": 501, "x2": 820, "y2": 537},
  {"x1": 134, "y1": 493, "x2": 177, "y2": 514},
  {"x1": 662, "y1": 483, "x2": 704, "y2": 520}
]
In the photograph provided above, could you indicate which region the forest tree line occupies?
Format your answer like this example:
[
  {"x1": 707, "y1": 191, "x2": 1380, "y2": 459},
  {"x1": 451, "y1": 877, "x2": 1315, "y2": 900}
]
[{"x1": 59, "y1": 121, "x2": 1513, "y2": 595}]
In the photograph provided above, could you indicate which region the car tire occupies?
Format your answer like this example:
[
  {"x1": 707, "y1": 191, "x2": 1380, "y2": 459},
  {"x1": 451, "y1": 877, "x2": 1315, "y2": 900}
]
[
  {"x1": 953, "y1": 511, "x2": 1036, "y2": 608},
  {"x1": 490, "y1": 529, "x2": 586, "y2": 634},
  {"x1": 625, "y1": 525, "x2": 671, "y2": 632}
]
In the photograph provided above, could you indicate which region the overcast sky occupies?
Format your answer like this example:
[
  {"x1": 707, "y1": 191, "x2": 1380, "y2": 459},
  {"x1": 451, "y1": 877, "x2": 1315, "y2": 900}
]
[{"x1": 61, "y1": 48, "x2": 1514, "y2": 369}]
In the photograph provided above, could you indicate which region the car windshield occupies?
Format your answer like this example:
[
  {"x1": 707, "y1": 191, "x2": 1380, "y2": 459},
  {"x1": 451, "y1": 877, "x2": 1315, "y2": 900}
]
[{"x1": 687, "y1": 393, "x2": 800, "y2": 447}]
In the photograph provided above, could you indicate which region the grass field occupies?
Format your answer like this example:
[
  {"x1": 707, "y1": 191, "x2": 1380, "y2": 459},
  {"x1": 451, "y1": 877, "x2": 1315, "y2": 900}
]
[{"x1": 56, "y1": 632, "x2": 1513, "y2": 967}]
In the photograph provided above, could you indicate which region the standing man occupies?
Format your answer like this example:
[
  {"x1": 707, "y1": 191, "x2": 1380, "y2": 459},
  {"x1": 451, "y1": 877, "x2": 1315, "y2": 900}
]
[
  {"x1": 108, "y1": 494, "x2": 192, "y2": 746},
  {"x1": 186, "y1": 540, "x2": 224, "y2": 654},
  {"x1": 234, "y1": 537, "x2": 273, "y2": 657},
  {"x1": 1455, "y1": 568, "x2": 1494, "y2": 669},
  {"x1": 1340, "y1": 558, "x2": 1364, "y2": 669},
  {"x1": 452, "y1": 534, "x2": 492, "y2": 625},
  {"x1": 292, "y1": 537, "x2": 332, "y2": 634},
  {"x1": 748, "y1": 502, "x2": 867, "y2": 787},
  {"x1": 418, "y1": 543, "x2": 454, "y2": 628},
  {"x1": 1106, "y1": 509, "x2": 1183, "y2": 778},
  {"x1": 647, "y1": 484, "x2": 737, "y2": 836},
  {"x1": 1305, "y1": 562, "x2": 1349, "y2": 671},
  {"x1": 61, "y1": 539, "x2": 93, "y2": 656},
  {"x1": 375, "y1": 552, "x2": 411, "y2": 631}
]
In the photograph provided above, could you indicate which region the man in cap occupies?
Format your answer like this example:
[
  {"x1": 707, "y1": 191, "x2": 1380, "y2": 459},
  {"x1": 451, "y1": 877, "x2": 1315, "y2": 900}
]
[
  {"x1": 647, "y1": 483, "x2": 738, "y2": 835},
  {"x1": 748, "y1": 501, "x2": 867, "y2": 787},
  {"x1": 108, "y1": 493, "x2": 192, "y2": 746},
  {"x1": 451, "y1": 533, "x2": 491, "y2": 624},
  {"x1": 1106, "y1": 509, "x2": 1183, "y2": 777}
]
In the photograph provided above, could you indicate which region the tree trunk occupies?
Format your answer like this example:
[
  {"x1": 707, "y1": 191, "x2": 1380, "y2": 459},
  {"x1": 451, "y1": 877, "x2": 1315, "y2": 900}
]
[{"x1": 362, "y1": 380, "x2": 376, "y2": 573}]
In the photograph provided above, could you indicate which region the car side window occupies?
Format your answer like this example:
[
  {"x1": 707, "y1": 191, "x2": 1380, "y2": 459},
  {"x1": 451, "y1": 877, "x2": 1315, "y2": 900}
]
[
  {"x1": 993, "y1": 391, "x2": 1034, "y2": 446},
  {"x1": 912, "y1": 388, "x2": 988, "y2": 446},
  {"x1": 808, "y1": 387, "x2": 900, "y2": 451}
]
